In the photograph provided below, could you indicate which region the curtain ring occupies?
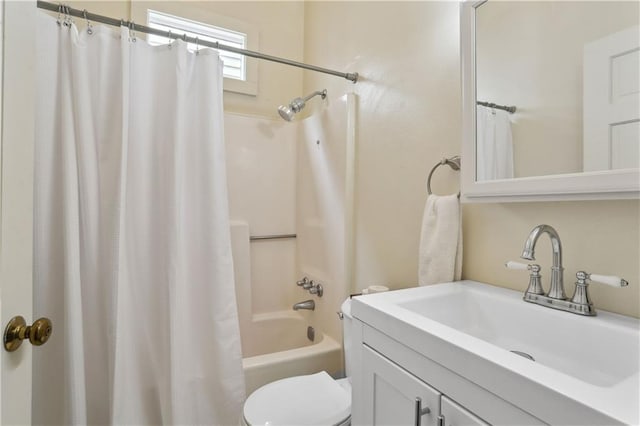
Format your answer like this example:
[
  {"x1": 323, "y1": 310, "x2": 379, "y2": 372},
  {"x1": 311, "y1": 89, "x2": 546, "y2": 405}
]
[
  {"x1": 83, "y1": 9, "x2": 93, "y2": 35},
  {"x1": 183, "y1": 33, "x2": 188, "y2": 42},
  {"x1": 195, "y1": 36, "x2": 199, "y2": 55},
  {"x1": 66, "y1": 5, "x2": 74, "y2": 27},
  {"x1": 56, "y1": 4, "x2": 63, "y2": 26},
  {"x1": 129, "y1": 21, "x2": 137, "y2": 42},
  {"x1": 63, "y1": 5, "x2": 71, "y2": 27},
  {"x1": 167, "y1": 30, "x2": 173, "y2": 49}
]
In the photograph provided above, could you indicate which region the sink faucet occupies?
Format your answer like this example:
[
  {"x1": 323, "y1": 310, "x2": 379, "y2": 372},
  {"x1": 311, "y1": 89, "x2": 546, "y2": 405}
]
[
  {"x1": 293, "y1": 300, "x2": 315, "y2": 311},
  {"x1": 521, "y1": 224, "x2": 566, "y2": 300},
  {"x1": 507, "y1": 224, "x2": 629, "y2": 316}
]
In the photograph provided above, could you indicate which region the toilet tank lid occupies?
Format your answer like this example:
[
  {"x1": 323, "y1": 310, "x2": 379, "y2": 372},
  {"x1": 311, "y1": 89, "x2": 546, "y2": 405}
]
[{"x1": 341, "y1": 298, "x2": 353, "y2": 319}]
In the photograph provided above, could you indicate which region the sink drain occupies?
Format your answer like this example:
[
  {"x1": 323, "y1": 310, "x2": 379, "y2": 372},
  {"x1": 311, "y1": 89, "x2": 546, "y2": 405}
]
[{"x1": 510, "y1": 350, "x2": 535, "y2": 361}]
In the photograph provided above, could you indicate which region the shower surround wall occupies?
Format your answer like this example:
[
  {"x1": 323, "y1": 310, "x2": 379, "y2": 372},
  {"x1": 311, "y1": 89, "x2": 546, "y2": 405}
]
[
  {"x1": 225, "y1": 102, "x2": 353, "y2": 391},
  {"x1": 297, "y1": 94, "x2": 357, "y2": 355},
  {"x1": 224, "y1": 112, "x2": 297, "y2": 317}
]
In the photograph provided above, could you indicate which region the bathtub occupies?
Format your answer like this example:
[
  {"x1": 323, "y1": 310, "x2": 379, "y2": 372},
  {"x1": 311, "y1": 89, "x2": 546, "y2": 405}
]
[{"x1": 241, "y1": 311, "x2": 343, "y2": 395}]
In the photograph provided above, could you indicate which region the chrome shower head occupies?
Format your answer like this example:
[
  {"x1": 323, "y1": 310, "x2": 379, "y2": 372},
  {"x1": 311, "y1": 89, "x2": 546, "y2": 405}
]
[
  {"x1": 277, "y1": 105, "x2": 294, "y2": 121},
  {"x1": 277, "y1": 90, "x2": 327, "y2": 121},
  {"x1": 277, "y1": 98, "x2": 304, "y2": 121}
]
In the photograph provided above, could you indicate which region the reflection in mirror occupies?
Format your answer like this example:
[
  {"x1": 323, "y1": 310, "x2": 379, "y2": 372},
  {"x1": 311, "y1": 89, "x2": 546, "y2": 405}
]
[{"x1": 475, "y1": 1, "x2": 639, "y2": 181}]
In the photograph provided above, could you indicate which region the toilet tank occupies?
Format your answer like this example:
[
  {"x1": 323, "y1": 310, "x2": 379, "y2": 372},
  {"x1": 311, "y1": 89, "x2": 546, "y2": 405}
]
[{"x1": 340, "y1": 298, "x2": 354, "y2": 378}]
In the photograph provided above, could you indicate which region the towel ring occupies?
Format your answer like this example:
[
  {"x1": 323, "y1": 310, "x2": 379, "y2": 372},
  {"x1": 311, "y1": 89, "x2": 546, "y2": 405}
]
[{"x1": 427, "y1": 156, "x2": 461, "y2": 198}]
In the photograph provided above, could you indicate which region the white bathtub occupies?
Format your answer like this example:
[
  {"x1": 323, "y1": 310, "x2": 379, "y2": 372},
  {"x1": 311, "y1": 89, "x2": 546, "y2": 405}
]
[{"x1": 241, "y1": 311, "x2": 343, "y2": 395}]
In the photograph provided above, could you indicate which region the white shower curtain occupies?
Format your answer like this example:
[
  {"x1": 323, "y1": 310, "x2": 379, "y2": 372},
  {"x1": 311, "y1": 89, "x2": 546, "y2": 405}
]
[
  {"x1": 33, "y1": 12, "x2": 245, "y2": 425},
  {"x1": 476, "y1": 105, "x2": 514, "y2": 181}
]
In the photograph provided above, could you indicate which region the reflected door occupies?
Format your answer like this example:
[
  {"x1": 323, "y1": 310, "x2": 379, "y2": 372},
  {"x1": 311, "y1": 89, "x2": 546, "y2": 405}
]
[{"x1": 584, "y1": 26, "x2": 640, "y2": 171}]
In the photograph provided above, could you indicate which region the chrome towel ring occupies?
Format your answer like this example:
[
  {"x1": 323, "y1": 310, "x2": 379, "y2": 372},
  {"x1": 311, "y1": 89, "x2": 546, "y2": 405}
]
[{"x1": 427, "y1": 155, "x2": 461, "y2": 197}]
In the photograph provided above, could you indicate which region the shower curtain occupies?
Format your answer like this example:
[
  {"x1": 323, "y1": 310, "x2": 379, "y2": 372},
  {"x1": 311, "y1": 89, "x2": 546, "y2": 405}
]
[{"x1": 33, "y1": 12, "x2": 245, "y2": 425}]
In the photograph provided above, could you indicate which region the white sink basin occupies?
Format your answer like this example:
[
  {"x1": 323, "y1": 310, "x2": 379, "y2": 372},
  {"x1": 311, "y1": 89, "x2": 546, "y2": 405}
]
[
  {"x1": 399, "y1": 283, "x2": 639, "y2": 388},
  {"x1": 352, "y1": 281, "x2": 640, "y2": 425}
]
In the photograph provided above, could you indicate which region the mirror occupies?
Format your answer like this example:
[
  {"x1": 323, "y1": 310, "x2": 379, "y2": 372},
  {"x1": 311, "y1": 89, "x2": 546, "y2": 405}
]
[{"x1": 461, "y1": 1, "x2": 640, "y2": 201}]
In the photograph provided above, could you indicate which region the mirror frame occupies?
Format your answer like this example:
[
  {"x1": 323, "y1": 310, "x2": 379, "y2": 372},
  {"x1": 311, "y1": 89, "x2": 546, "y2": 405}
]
[{"x1": 461, "y1": 0, "x2": 640, "y2": 203}]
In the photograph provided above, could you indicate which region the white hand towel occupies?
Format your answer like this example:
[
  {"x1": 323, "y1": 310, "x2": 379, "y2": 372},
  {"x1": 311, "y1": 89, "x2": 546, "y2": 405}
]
[{"x1": 418, "y1": 194, "x2": 462, "y2": 286}]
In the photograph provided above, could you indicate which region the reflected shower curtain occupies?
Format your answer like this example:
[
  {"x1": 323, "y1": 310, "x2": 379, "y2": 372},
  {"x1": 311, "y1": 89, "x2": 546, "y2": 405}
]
[{"x1": 33, "y1": 12, "x2": 245, "y2": 425}]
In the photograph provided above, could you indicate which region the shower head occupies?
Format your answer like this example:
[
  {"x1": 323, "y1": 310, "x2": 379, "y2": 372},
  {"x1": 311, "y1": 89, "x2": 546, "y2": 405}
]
[{"x1": 277, "y1": 89, "x2": 327, "y2": 121}]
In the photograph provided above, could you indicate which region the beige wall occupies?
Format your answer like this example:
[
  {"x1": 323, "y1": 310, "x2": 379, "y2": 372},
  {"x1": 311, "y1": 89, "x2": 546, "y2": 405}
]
[
  {"x1": 464, "y1": 201, "x2": 640, "y2": 317},
  {"x1": 304, "y1": 1, "x2": 461, "y2": 295},
  {"x1": 303, "y1": 1, "x2": 639, "y2": 318}
]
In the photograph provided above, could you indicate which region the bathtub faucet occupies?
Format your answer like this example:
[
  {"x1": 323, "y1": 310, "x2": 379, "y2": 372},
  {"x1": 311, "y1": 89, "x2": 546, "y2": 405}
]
[{"x1": 293, "y1": 300, "x2": 315, "y2": 311}]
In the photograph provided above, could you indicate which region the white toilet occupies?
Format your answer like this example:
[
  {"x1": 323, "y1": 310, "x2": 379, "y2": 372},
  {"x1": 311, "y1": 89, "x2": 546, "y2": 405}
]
[{"x1": 242, "y1": 298, "x2": 354, "y2": 426}]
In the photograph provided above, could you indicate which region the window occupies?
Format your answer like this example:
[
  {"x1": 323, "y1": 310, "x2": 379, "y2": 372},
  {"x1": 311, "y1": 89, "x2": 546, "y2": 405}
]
[{"x1": 147, "y1": 10, "x2": 257, "y2": 95}]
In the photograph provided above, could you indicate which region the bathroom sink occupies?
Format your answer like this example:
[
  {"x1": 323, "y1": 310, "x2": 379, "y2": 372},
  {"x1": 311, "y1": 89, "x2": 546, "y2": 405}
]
[
  {"x1": 398, "y1": 283, "x2": 638, "y2": 387},
  {"x1": 352, "y1": 281, "x2": 640, "y2": 425}
]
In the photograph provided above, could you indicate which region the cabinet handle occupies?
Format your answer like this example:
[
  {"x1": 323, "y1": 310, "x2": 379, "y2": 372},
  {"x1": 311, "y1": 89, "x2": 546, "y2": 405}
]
[{"x1": 414, "y1": 397, "x2": 431, "y2": 426}]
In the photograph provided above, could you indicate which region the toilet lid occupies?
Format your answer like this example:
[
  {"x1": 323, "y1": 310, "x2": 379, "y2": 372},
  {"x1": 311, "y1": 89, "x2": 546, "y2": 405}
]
[{"x1": 243, "y1": 372, "x2": 351, "y2": 426}]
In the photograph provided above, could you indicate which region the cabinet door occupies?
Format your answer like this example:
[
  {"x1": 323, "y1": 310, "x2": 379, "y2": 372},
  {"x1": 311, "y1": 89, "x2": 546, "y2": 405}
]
[
  {"x1": 360, "y1": 346, "x2": 440, "y2": 426},
  {"x1": 441, "y1": 395, "x2": 489, "y2": 426}
]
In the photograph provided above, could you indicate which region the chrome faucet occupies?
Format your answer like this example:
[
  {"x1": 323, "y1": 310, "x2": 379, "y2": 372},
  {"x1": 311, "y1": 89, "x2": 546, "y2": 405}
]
[
  {"x1": 293, "y1": 300, "x2": 315, "y2": 311},
  {"x1": 520, "y1": 224, "x2": 566, "y2": 300},
  {"x1": 507, "y1": 224, "x2": 629, "y2": 316}
]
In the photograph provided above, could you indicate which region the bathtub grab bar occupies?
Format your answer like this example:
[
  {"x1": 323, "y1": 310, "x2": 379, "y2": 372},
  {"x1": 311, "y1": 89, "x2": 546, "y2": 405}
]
[{"x1": 250, "y1": 233, "x2": 297, "y2": 241}]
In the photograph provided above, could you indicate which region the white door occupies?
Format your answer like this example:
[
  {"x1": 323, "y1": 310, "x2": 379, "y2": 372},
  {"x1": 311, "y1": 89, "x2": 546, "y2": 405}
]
[
  {"x1": 0, "y1": 0, "x2": 36, "y2": 424},
  {"x1": 583, "y1": 26, "x2": 640, "y2": 171}
]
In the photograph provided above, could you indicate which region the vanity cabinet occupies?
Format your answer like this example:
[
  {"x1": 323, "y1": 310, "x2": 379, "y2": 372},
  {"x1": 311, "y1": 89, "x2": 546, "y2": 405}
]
[
  {"x1": 361, "y1": 346, "x2": 487, "y2": 426},
  {"x1": 441, "y1": 396, "x2": 488, "y2": 426},
  {"x1": 352, "y1": 321, "x2": 545, "y2": 426}
]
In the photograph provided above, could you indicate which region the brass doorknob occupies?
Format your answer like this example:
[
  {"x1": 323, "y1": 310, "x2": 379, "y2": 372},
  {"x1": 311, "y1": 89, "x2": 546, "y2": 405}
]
[{"x1": 3, "y1": 316, "x2": 53, "y2": 352}]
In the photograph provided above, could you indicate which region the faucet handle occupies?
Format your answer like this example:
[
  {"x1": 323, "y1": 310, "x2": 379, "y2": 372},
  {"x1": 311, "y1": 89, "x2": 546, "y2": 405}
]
[
  {"x1": 570, "y1": 271, "x2": 628, "y2": 315},
  {"x1": 588, "y1": 273, "x2": 628, "y2": 288},
  {"x1": 505, "y1": 261, "x2": 540, "y2": 274},
  {"x1": 309, "y1": 282, "x2": 323, "y2": 297},
  {"x1": 297, "y1": 277, "x2": 309, "y2": 286},
  {"x1": 505, "y1": 261, "x2": 530, "y2": 271},
  {"x1": 506, "y1": 261, "x2": 544, "y2": 296}
]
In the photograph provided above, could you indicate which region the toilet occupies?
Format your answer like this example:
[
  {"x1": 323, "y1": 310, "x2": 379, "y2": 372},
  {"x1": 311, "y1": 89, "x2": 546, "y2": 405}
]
[{"x1": 242, "y1": 298, "x2": 354, "y2": 426}]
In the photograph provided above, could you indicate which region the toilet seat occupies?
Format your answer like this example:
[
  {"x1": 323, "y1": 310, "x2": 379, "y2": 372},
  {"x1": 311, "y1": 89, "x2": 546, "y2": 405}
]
[{"x1": 243, "y1": 372, "x2": 351, "y2": 426}]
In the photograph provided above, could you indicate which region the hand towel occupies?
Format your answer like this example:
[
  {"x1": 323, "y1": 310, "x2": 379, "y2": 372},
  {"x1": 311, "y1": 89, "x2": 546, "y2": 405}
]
[
  {"x1": 476, "y1": 105, "x2": 514, "y2": 181},
  {"x1": 418, "y1": 194, "x2": 462, "y2": 286}
]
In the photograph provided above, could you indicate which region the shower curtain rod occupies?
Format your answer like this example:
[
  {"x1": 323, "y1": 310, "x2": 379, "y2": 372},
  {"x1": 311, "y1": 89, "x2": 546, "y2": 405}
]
[
  {"x1": 477, "y1": 101, "x2": 516, "y2": 114},
  {"x1": 37, "y1": 1, "x2": 359, "y2": 83}
]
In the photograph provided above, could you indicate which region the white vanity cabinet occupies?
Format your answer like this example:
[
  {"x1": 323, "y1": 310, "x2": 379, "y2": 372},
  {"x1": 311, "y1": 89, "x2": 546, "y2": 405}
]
[
  {"x1": 361, "y1": 346, "x2": 441, "y2": 425},
  {"x1": 351, "y1": 320, "x2": 545, "y2": 426},
  {"x1": 361, "y1": 345, "x2": 488, "y2": 426},
  {"x1": 441, "y1": 396, "x2": 488, "y2": 426}
]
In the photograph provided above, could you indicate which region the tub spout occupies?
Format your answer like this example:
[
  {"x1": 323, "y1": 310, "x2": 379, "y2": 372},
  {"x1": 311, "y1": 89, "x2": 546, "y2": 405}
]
[{"x1": 293, "y1": 300, "x2": 315, "y2": 311}]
